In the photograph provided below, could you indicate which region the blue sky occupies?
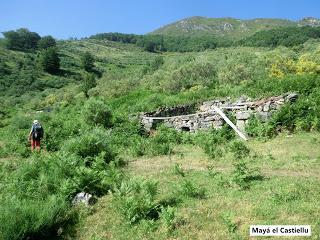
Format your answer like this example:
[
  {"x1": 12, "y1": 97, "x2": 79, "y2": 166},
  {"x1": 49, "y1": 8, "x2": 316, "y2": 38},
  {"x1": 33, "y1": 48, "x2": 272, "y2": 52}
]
[{"x1": 1, "y1": 0, "x2": 319, "y2": 39}]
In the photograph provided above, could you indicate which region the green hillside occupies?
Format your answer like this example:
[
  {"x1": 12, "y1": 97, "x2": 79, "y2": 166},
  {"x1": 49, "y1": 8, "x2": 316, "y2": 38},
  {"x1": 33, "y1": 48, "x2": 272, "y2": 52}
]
[
  {"x1": 150, "y1": 16, "x2": 320, "y2": 39},
  {"x1": 1, "y1": 24, "x2": 320, "y2": 239}
]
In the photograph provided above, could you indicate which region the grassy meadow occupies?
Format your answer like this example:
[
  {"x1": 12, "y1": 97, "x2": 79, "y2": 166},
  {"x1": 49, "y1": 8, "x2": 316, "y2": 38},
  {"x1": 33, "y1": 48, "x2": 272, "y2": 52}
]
[{"x1": 75, "y1": 132, "x2": 320, "y2": 240}]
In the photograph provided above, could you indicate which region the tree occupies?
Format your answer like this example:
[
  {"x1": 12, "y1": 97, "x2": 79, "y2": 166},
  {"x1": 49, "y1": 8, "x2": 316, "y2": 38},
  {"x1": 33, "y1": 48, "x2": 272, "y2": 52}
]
[
  {"x1": 80, "y1": 52, "x2": 95, "y2": 72},
  {"x1": 39, "y1": 47, "x2": 60, "y2": 74},
  {"x1": 3, "y1": 28, "x2": 40, "y2": 51},
  {"x1": 81, "y1": 73, "x2": 97, "y2": 97},
  {"x1": 37, "y1": 36, "x2": 56, "y2": 49}
]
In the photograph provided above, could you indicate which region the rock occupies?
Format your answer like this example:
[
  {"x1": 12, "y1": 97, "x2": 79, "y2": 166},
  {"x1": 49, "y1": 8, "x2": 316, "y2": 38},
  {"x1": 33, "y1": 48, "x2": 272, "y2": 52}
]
[
  {"x1": 257, "y1": 105, "x2": 263, "y2": 112},
  {"x1": 72, "y1": 192, "x2": 95, "y2": 205},
  {"x1": 236, "y1": 95, "x2": 248, "y2": 104},
  {"x1": 285, "y1": 93, "x2": 298, "y2": 102},
  {"x1": 236, "y1": 120, "x2": 246, "y2": 132},
  {"x1": 257, "y1": 111, "x2": 272, "y2": 122},
  {"x1": 263, "y1": 101, "x2": 271, "y2": 112},
  {"x1": 236, "y1": 111, "x2": 251, "y2": 120}
]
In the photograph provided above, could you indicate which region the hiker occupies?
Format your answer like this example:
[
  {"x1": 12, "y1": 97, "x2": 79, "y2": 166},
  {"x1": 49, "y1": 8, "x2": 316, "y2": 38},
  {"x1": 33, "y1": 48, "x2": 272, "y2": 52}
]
[{"x1": 28, "y1": 120, "x2": 44, "y2": 151}]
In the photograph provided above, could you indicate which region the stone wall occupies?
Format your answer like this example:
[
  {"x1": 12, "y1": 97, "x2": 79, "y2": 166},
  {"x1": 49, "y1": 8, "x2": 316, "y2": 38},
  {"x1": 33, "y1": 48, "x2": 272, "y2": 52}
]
[{"x1": 140, "y1": 93, "x2": 298, "y2": 133}]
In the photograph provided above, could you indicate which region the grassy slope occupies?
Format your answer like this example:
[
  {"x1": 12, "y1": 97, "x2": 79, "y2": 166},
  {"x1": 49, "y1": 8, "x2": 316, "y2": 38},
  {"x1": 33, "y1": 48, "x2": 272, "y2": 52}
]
[{"x1": 75, "y1": 132, "x2": 320, "y2": 240}]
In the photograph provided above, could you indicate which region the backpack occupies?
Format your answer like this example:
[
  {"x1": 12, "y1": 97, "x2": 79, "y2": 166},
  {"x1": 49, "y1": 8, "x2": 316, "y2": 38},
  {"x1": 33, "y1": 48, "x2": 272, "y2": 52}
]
[{"x1": 33, "y1": 124, "x2": 44, "y2": 140}]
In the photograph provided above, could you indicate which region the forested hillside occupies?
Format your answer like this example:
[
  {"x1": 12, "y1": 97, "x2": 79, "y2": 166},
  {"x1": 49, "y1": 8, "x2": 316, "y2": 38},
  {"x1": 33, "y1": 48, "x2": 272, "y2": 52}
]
[{"x1": 1, "y1": 21, "x2": 320, "y2": 239}]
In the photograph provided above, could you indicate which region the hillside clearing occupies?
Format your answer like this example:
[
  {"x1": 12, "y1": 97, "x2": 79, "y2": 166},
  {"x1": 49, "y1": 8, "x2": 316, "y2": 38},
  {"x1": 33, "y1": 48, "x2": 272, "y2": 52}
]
[{"x1": 74, "y1": 132, "x2": 320, "y2": 240}]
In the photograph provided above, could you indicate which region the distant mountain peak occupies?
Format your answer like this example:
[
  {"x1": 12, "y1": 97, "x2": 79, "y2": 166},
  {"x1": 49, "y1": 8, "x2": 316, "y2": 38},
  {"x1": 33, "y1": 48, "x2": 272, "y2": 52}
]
[
  {"x1": 150, "y1": 16, "x2": 320, "y2": 39},
  {"x1": 298, "y1": 17, "x2": 320, "y2": 26}
]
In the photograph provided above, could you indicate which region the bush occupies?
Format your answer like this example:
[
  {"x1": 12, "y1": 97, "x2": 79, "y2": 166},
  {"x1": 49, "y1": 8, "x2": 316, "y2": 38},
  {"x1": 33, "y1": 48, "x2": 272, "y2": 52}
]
[
  {"x1": 81, "y1": 73, "x2": 97, "y2": 97},
  {"x1": 160, "y1": 206, "x2": 176, "y2": 232},
  {"x1": 37, "y1": 35, "x2": 56, "y2": 49},
  {"x1": 83, "y1": 98, "x2": 113, "y2": 128},
  {"x1": 0, "y1": 149, "x2": 123, "y2": 239},
  {"x1": 149, "y1": 56, "x2": 164, "y2": 71},
  {"x1": 38, "y1": 47, "x2": 60, "y2": 74},
  {"x1": 113, "y1": 178, "x2": 159, "y2": 224},
  {"x1": 63, "y1": 127, "x2": 115, "y2": 163},
  {"x1": 228, "y1": 140, "x2": 250, "y2": 159},
  {"x1": 245, "y1": 115, "x2": 274, "y2": 139},
  {"x1": 231, "y1": 161, "x2": 263, "y2": 190},
  {"x1": 177, "y1": 180, "x2": 206, "y2": 199},
  {"x1": 80, "y1": 51, "x2": 95, "y2": 72},
  {"x1": 147, "y1": 125, "x2": 181, "y2": 156},
  {"x1": 195, "y1": 126, "x2": 235, "y2": 159},
  {"x1": 44, "y1": 113, "x2": 82, "y2": 151},
  {"x1": 0, "y1": 195, "x2": 72, "y2": 240}
]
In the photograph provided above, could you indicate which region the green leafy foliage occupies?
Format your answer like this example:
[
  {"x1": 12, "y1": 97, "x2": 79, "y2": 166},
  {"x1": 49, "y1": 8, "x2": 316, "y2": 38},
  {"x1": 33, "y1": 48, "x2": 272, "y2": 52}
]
[
  {"x1": 194, "y1": 126, "x2": 235, "y2": 159},
  {"x1": 177, "y1": 180, "x2": 206, "y2": 199},
  {"x1": 147, "y1": 125, "x2": 182, "y2": 156},
  {"x1": 0, "y1": 151, "x2": 123, "y2": 239},
  {"x1": 231, "y1": 161, "x2": 263, "y2": 190},
  {"x1": 3, "y1": 28, "x2": 41, "y2": 51},
  {"x1": 228, "y1": 140, "x2": 250, "y2": 159},
  {"x1": 113, "y1": 178, "x2": 159, "y2": 224},
  {"x1": 81, "y1": 72, "x2": 97, "y2": 97},
  {"x1": 240, "y1": 26, "x2": 320, "y2": 47},
  {"x1": 160, "y1": 206, "x2": 176, "y2": 231},
  {"x1": 80, "y1": 51, "x2": 95, "y2": 72},
  {"x1": 174, "y1": 163, "x2": 185, "y2": 177},
  {"x1": 62, "y1": 127, "x2": 115, "y2": 163},
  {"x1": 38, "y1": 47, "x2": 60, "y2": 74},
  {"x1": 83, "y1": 98, "x2": 112, "y2": 128},
  {"x1": 90, "y1": 33, "x2": 223, "y2": 52},
  {"x1": 37, "y1": 35, "x2": 57, "y2": 49}
]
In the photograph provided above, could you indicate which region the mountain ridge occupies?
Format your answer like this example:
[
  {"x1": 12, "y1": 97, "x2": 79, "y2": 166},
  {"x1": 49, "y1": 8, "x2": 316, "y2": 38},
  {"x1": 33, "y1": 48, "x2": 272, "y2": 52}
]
[{"x1": 150, "y1": 16, "x2": 320, "y2": 39}]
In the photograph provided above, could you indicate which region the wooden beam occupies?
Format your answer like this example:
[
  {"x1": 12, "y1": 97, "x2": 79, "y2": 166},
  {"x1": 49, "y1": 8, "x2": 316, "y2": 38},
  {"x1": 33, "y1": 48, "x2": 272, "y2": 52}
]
[{"x1": 213, "y1": 107, "x2": 248, "y2": 141}]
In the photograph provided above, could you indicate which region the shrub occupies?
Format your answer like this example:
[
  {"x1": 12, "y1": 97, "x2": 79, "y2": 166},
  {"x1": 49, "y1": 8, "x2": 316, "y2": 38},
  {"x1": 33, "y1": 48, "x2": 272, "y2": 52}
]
[
  {"x1": 177, "y1": 180, "x2": 206, "y2": 199},
  {"x1": 113, "y1": 178, "x2": 159, "y2": 224},
  {"x1": 44, "y1": 113, "x2": 81, "y2": 151},
  {"x1": 0, "y1": 195, "x2": 72, "y2": 240},
  {"x1": 80, "y1": 51, "x2": 95, "y2": 72},
  {"x1": 228, "y1": 140, "x2": 250, "y2": 159},
  {"x1": 83, "y1": 98, "x2": 113, "y2": 128},
  {"x1": 38, "y1": 47, "x2": 60, "y2": 74},
  {"x1": 62, "y1": 127, "x2": 115, "y2": 163},
  {"x1": 0, "y1": 149, "x2": 123, "y2": 239},
  {"x1": 147, "y1": 125, "x2": 181, "y2": 156},
  {"x1": 195, "y1": 126, "x2": 235, "y2": 159},
  {"x1": 81, "y1": 73, "x2": 97, "y2": 97},
  {"x1": 160, "y1": 206, "x2": 176, "y2": 232},
  {"x1": 231, "y1": 161, "x2": 263, "y2": 190},
  {"x1": 245, "y1": 115, "x2": 274, "y2": 139},
  {"x1": 165, "y1": 60, "x2": 216, "y2": 92},
  {"x1": 37, "y1": 36, "x2": 56, "y2": 49},
  {"x1": 149, "y1": 55, "x2": 164, "y2": 71}
]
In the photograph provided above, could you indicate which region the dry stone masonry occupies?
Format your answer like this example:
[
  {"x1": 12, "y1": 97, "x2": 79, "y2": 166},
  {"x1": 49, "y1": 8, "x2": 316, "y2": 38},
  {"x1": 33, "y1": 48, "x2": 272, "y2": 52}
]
[{"x1": 140, "y1": 93, "x2": 298, "y2": 134}]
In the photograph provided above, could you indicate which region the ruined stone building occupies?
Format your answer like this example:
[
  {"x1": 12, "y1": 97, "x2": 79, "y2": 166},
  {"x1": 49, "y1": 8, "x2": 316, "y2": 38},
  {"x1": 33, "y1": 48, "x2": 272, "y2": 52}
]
[{"x1": 140, "y1": 93, "x2": 298, "y2": 135}]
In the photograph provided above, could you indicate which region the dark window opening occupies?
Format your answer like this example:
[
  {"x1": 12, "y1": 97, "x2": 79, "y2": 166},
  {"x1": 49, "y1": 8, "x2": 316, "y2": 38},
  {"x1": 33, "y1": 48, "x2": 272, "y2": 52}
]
[{"x1": 181, "y1": 126, "x2": 190, "y2": 132}]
